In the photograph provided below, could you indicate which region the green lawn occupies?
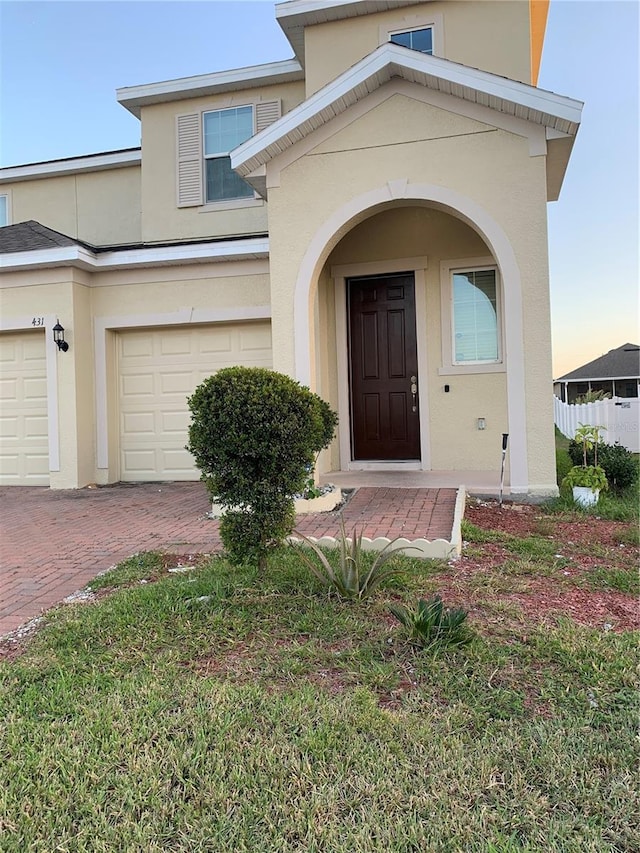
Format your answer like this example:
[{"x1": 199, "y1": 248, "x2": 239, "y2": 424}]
[{"x1": 1, "y1": 537, "x2": 637, "y2": 852}]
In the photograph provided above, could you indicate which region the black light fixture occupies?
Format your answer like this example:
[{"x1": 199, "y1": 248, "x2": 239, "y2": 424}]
[{"x1": 52, "y1": 320, "x2": 69, "y2": 352}]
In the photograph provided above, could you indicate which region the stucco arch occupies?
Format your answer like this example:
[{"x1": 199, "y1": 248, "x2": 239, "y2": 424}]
[{"x1": 293, "y1": 181, "x2": 529, "y2": 491}]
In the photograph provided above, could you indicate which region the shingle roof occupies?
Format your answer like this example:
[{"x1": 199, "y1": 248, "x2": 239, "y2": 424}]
[
  {"x1": 0, "y1": 221, "x2": 86, "y2": 254},
  {"x1": 556, "y1": 344, "x2": 640, "y2": 381}
]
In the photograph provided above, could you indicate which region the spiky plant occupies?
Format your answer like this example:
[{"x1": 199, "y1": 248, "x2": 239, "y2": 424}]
[
  {"x1": 389, "y1": 595, "x2": 472, "y2": 650},
  {"x1": 292, "y1": 518, "x2": 410, "y2": 600}
]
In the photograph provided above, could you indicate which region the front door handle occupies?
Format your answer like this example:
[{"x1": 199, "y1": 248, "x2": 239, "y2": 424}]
[{"x1": 410, "y1": 375, "x2": 418, "y2": 412}]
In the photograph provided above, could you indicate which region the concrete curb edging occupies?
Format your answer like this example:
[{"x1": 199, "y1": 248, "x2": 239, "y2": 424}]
[
  {"x1": 450, "y1": 485, "x2": 466, "y2": 558},
  {"x1": 288, "y1": 487, "x2": 464, "y2": 561}
]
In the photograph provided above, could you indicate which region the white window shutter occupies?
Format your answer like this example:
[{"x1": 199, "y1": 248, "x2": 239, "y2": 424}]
[
  {"x1": 176, "y1": 113, "x2": 203, "y2": 207},
  {"x1": 255, "y1": 100, "x2": 281, "y2": 134}
]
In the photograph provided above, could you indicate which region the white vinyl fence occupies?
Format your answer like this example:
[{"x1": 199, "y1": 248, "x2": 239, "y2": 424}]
[{"x1": 554, "y1": 396, "x2": 639, "y2": 453}]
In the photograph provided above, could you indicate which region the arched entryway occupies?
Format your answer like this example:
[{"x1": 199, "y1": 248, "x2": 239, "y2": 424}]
[{"x1": 293, "y1": 183, "x2": 529, "y2": 492}]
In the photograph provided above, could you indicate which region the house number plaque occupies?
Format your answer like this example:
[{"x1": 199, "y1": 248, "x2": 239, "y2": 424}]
[{"x1": 31, "y1": 317, "x2": 45, "y2": 327}]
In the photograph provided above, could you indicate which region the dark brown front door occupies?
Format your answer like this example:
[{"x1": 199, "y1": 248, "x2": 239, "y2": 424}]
[{"x1": 348, "y1": 273, "x2": 421, "y2": 460}]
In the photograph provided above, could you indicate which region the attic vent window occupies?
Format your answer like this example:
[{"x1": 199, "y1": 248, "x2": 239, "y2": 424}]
[{"x1": 390, "y1": 27, "x2": 433, "y2": 55}]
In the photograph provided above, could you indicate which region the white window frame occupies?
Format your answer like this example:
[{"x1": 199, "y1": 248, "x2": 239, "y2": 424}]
[
  {"x1": 0, "y1": 191, "x2": 11, "y2": 227},
  {"x1": 388, "y1": 25, "x2": 435, "y2": 55},
  {"x1": 381, "y1": 13, "x2": 444, "y2": 57},
  {"x1": 439, "y1": 257, "x2": 505, "y2": 375},
  {"x1": 202, "y1": 104, "x2": 257, "y2": 206}
]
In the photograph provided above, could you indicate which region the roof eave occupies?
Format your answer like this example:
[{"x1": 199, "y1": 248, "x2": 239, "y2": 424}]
[
  {"x1": 0, "y1": 150, "x2": 141, "y2": 184},
  {"x1": 117, "y1": 59, "x2": 304, "y2": 118},
  {"x1": 0, "y1": 237, "x2": 270, "y2": 274}
]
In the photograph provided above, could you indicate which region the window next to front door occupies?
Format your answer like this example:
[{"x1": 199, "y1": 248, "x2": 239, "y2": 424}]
[{"x1": 452, "y1": 268, "x2": 500, "y2": 364}]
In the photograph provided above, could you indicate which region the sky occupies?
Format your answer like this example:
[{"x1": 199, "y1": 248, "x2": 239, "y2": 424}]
[{"x1": 0, "y1": 0, "x2": 638, "y2": 378}]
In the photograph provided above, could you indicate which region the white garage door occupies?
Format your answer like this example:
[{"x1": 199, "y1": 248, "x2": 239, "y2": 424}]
[
  {"x1": 118, "y1": 322, "x2": 272, "y2": 481},
  {"x1": 0, "y1": 331, "x2": 49, "y2": 485}
]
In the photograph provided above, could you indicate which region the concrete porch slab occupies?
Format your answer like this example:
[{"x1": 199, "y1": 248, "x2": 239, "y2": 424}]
[{"x1": 320, "y1": 469, "x2": 506, "y2": 496}]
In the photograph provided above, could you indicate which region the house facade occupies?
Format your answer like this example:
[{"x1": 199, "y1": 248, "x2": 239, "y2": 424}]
[{"x1": 0, "y1": 0, "x2": 581, "y2": 496}]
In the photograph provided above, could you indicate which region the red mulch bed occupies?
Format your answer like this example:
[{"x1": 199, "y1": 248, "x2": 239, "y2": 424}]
[{"x1": 450, "y1": 500, "x2": 639, "y2": 633}]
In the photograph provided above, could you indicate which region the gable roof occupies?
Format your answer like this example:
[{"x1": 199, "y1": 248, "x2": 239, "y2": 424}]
[
  {"x1": 555, "y1": 344, "x2": 640, "y2": 382},
  {"x1": 0, "y1": 221, "x2": 84, "y2": 254},
  {"x1": 231, "y1": 42, "x2": 582, "y2": 196}
]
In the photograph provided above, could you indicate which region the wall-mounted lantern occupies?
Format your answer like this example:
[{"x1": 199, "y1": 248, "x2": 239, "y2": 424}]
[{"x1": 52, "y1": 320, "x2": 69, "y2": 352}]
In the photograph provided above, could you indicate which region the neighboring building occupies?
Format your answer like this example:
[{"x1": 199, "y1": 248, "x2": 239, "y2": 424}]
[
  {"x1": 0, "y1": 0, "x2": 582, "y2": 496},
  {"x1": 554, "y1": 344, "x2": 640, "y2": 403}
]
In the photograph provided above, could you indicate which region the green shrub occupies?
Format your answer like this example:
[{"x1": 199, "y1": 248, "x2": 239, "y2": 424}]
[
  {"x1": 389, "y1": 595, "x2": 472, "y2": 650},
  {"x1": 568, "y1": 440, "x2": 638, "y2": 491},
  {"x1": 187, "y1": 367, "x2": 337, "y2": 568}
]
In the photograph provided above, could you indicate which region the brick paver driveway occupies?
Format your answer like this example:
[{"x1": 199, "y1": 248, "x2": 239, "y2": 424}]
[
  {"x1": 0, "y1": 483, "x2": 216, "y2": 636},
  {"x1": 0, "y1": 483, "x2": 456, "y2": 637}
]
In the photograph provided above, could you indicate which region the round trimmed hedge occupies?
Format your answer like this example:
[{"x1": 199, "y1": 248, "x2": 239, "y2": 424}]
[{"x1": 187, "y1": 367, "x2": 337, "y2": 567}]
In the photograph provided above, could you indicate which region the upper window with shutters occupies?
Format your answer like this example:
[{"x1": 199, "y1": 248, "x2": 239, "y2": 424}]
[{"x1": 176, "y1": 100, "x2": 281, "y2": 209}]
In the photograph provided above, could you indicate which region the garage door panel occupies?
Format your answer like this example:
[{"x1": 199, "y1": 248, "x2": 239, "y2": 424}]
[
  {"x1": 122, "y1": 448, "x2": 157, "y2": 474},
  {"x1": 122, "y1": 411, "x2": 156, "y2": 435},
  {"x1": 122, "y1": 373, "x2": 155, "y2": 397},
  {"x1": 23, "y1": 377, "x2": 47, "y2": 401},
  {"x1": 162, "y1": 448, "x2": 194, "y2": 473},
  {"x1": 26, "y1": 454, "x2": 49, "y2": 476},
  {"x1": 240, "y1": 327, "x2": 272, "y2": 350},
  {"x1": 118, "y1": 322, "x2": 272, "y2": 481},
  {"x1": 199, "y1": 331, "x2": 233, "y2": 354},
  {"x1": 0, "y1": 331, "x2": 49, "y2": 485},
  {"x1": 160, "y1": 334, "x2": 193, "y2": 356},
  {"x1": 121, "y1": 336, "x2": 154, "y2": 358},
  {"x1": 24, "y1": 415, "x2": 48, "y2": 438},
  {"x1": 160, "y1": 371, "x2": 194, "y2": 395},
  {"x1": 162, "y1": 410, "x2": 190, "y2": 433},
  {"x1": 0, "y1": 377, "x2": 18, "y2": 400}
]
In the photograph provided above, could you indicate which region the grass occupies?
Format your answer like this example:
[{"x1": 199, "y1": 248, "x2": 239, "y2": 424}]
[
  {"x1": 1, "y1": 545, "x2": 638, "y2": 852},
  {"x1": 581, "y1": 565, "x2": 640, "y2": 596},
  {"x1": 544, "y1": 488, "x2": 639, "y2": 522}
]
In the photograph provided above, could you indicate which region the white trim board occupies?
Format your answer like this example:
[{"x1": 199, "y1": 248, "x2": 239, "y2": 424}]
[
  {"x1": 0, "y1": 237, "x2": 270, "y2": 275},
  {"x1": 117, "y1": 59, "x2": 304, "y2": 117},
  {"x1": 0, "y1": 150, "x2": 141, "y2": 184}
]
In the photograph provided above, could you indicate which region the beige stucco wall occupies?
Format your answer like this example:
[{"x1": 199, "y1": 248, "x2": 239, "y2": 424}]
[
  {"x1": 265, "y1": 88, "x2": 556, "y2": 493},
  {"x1": 139, "y1": 80, "x2": 305, "y2": 243},
  {"x1": 0, "y1": 260, "x2": 271, "y2": 487},
  {"x1": 303, "y1": 1, "x2": 531, "y2": 96},
  {"x1": 3, "y1": 166, "x2": 141, "y2": 246}
]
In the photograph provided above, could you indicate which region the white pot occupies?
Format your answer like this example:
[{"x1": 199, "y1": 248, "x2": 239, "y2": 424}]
[
  {"x1": 572, "y1": 486, "x2": 600, "y2": 508},
  {"x1": 294, "y1": 486, "x2": 342, "y2": 514},
  {"x1": 210, "y1": 486, "x2": 342, "y2": 519}
]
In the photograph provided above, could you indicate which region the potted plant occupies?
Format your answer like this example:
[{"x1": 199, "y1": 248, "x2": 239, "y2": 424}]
[{"x1": 562, "y1": 423, "x2": 608, "y2": 507}]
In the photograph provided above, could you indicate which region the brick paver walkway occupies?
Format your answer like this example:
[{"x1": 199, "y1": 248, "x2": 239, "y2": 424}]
[{"x1": 0, "y1": 483, "x2": 456, "y2": 637}]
